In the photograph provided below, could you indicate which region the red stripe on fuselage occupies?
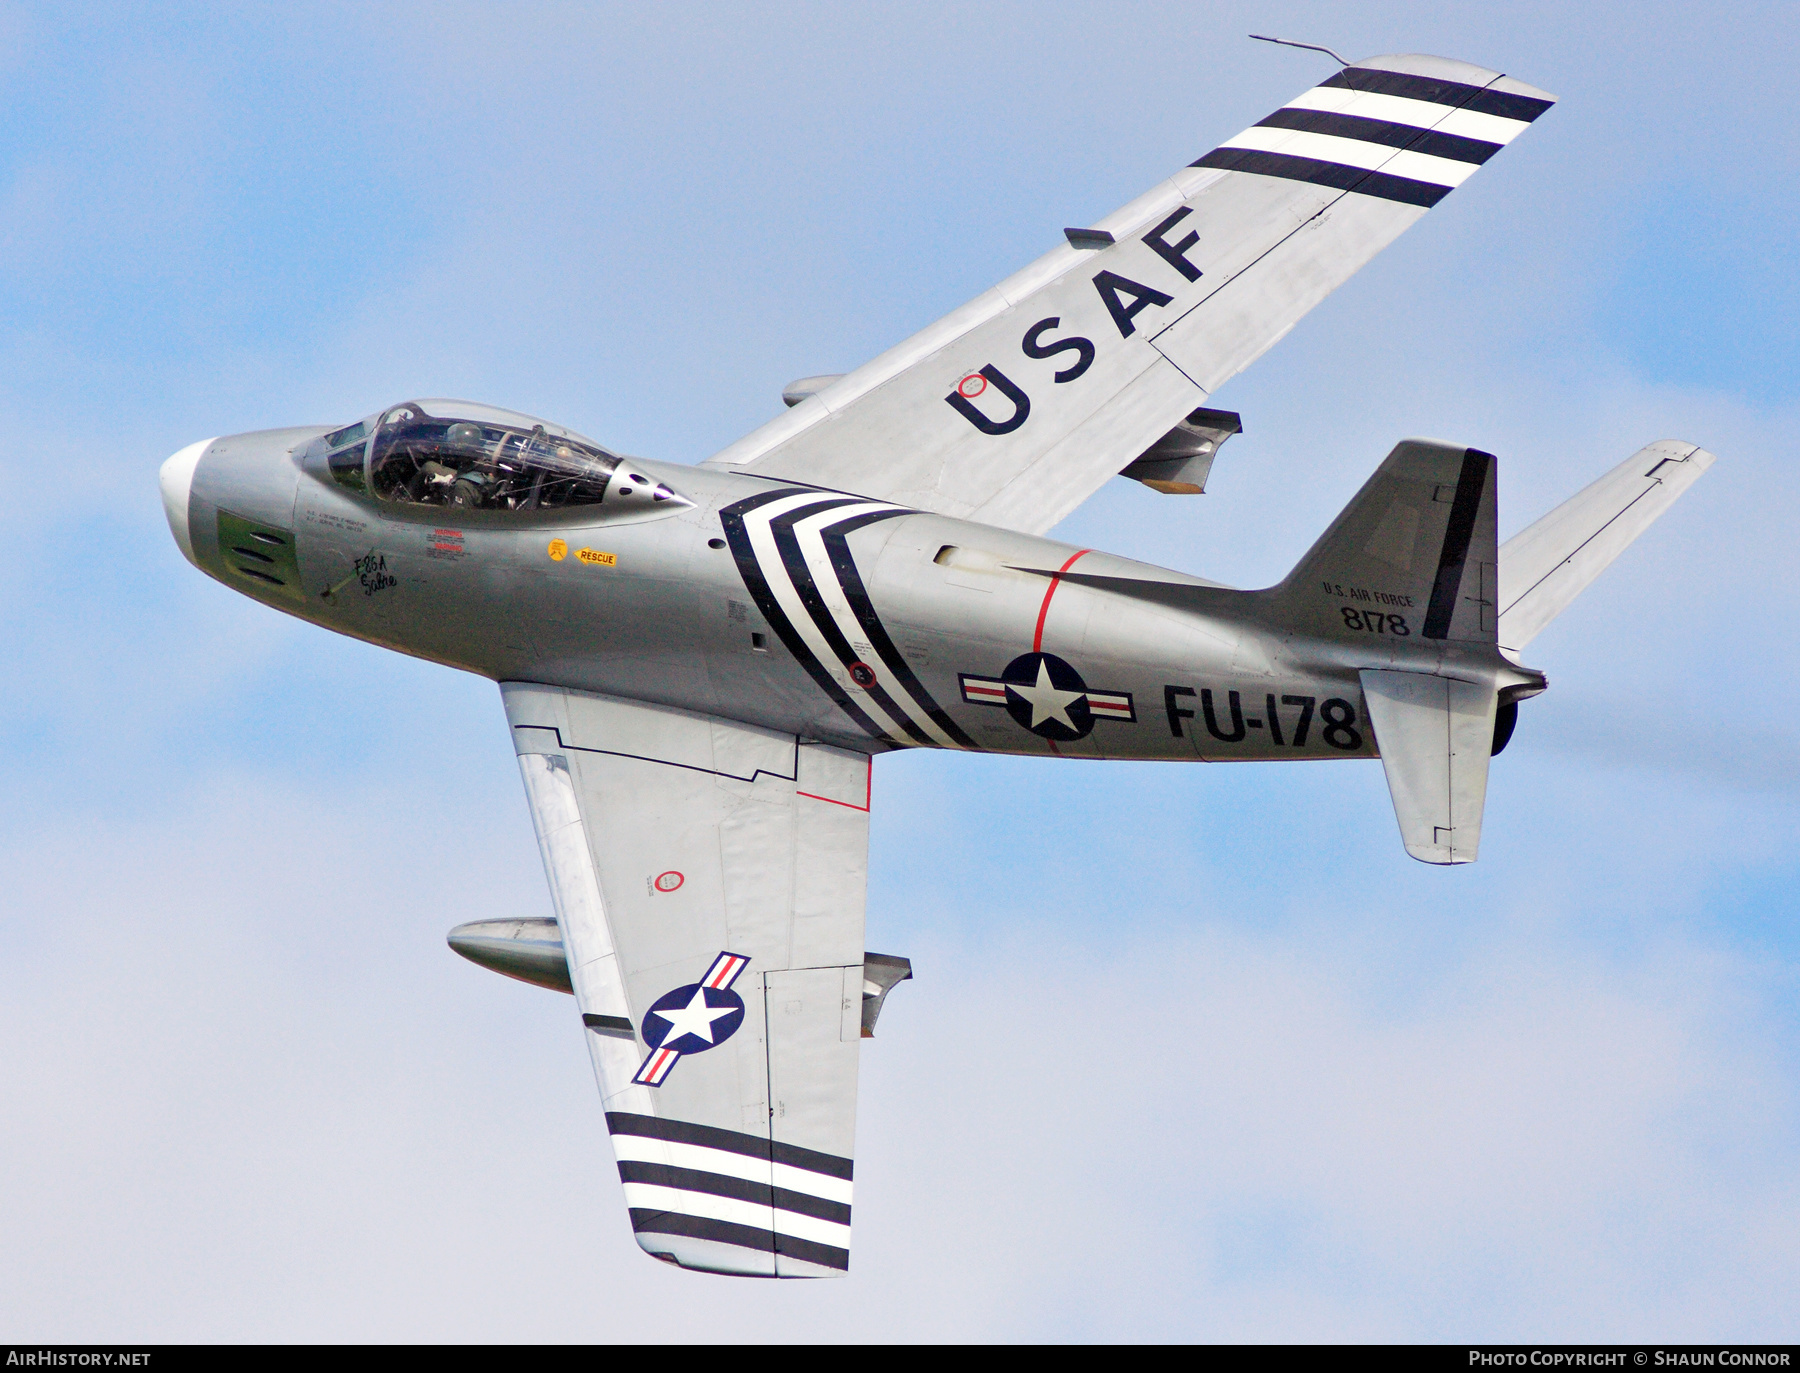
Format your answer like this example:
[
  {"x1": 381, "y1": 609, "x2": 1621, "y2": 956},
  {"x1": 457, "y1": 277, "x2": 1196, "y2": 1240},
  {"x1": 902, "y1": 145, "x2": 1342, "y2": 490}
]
[{"x1": 1032, "y1": 550, "x2": 1092, "y2": 653}]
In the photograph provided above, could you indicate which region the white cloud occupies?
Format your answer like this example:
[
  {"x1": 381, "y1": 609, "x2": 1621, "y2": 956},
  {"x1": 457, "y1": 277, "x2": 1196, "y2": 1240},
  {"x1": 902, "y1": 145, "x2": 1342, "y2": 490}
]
[{"x1": 3, "y1": 764, "x2": 1795, "y2": 1339}]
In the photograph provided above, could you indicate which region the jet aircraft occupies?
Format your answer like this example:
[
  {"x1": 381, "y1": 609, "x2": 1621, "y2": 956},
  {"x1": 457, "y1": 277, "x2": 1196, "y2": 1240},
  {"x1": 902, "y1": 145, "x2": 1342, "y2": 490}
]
[{"x1": 160, "y1": 52, "x2": 1713, "y2": 1278}]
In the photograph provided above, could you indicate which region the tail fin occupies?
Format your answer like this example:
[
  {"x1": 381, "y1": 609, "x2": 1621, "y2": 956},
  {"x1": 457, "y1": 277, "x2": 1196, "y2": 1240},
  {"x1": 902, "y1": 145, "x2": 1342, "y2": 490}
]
[
  {"x1": 1024, "y1": 437, "x2": 1709, "y2": 866},
  {"x1": 1497, "y1": 440, "x2": 1716, "y2": 652},
  {"x1": 1262, "y1": 439, "x2": 1505, "y2": 864},
  {"x1": 1276, "y1": 439, "x2": 1499, "y2": 644}
]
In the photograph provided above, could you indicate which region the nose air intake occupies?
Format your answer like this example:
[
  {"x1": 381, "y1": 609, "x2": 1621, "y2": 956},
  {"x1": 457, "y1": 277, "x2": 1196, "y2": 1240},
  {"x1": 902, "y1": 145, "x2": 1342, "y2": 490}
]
[{"x1": 159, "y1": 438, "x2": 215, "y2": 568}]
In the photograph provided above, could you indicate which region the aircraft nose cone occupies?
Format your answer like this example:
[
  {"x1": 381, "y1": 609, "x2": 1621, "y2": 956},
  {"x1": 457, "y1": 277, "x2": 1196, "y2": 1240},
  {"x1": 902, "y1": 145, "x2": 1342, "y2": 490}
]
[{"x1": 159, "y1": 438, "x2": 215, "y2": 568}]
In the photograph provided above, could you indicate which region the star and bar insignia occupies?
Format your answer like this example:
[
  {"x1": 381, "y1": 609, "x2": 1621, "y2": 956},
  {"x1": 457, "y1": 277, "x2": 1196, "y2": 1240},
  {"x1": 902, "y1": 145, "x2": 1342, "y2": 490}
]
[
  {"x1": 958, "y1": 651, "x2": 1135, "y2": 741},
  {"x1": 633, "y1": 951, "x2": 751, "y2": 1087}
]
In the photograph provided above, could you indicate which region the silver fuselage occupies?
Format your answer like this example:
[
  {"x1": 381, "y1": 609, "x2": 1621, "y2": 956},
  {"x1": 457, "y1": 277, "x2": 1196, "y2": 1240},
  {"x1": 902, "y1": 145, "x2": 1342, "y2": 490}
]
[{"x1": 174, "y1": 422, "x2": 1509, "y2": 764}]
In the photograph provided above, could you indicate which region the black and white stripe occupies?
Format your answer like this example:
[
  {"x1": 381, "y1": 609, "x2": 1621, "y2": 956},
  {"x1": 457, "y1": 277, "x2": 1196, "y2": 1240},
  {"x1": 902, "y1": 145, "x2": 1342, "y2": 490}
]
[
  {"x1": 720, "y1": 489, "x2": 978, "y2": 749},
  {"x1": 1194, "y1": 65, "x2": 1553, "y2": 209},
  {"x1": 607, "y1": 1111, "x2": 854, "y2": 1272}
]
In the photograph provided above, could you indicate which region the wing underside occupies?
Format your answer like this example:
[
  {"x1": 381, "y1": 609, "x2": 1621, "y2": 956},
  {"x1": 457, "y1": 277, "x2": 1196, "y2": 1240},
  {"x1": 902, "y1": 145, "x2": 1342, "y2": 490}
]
[
  {"x1": 502, "y1": 681, "x2": 872, "y2": 1277},
  {"x1": 706, "y1": 53, "x2": 1554, "y2": 536}
]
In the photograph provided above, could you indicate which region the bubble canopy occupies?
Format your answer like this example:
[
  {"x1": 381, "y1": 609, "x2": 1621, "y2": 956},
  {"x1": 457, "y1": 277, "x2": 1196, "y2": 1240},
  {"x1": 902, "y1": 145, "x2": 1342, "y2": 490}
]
[{"x1": 309, "y1": 399, "x2": 689, "y2": 519}]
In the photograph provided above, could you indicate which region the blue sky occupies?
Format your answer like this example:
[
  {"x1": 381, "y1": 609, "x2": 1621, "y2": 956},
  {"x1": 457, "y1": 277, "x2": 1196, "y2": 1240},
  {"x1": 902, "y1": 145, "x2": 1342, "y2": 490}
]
[{"x1": 3, "y1": 0, "x2": 1797, "y2": 1342}]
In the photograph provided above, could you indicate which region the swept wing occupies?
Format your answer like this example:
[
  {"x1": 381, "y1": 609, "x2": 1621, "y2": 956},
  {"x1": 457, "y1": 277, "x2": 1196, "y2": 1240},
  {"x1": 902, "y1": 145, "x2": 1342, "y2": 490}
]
[
  {"x1": 502, "y1": 682, "x2": 871, "y2": 1277},
  {"x1": 706, "y1": 54, "x2": 1554, "y2": 535}
]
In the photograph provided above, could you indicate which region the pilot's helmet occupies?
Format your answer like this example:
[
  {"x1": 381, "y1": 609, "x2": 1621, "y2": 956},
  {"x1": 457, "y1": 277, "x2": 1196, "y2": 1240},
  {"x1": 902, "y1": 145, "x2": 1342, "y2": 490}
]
[{"x1": 446, "y1": 422, "x2": 485, "y2": 449}]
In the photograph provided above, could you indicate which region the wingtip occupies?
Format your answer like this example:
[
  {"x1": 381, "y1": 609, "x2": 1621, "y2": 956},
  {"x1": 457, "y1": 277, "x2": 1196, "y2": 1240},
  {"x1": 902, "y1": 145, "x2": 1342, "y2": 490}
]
[
  {"x1": 630, "y1": 1230, "x2": 848, "y2": 1279},
  {"x1": 1656, "y1": 439, "x2": 1719, "y2": 469},
  {"x1": 1351, "y1": 53, "x2": 1557, "y2": 107}
]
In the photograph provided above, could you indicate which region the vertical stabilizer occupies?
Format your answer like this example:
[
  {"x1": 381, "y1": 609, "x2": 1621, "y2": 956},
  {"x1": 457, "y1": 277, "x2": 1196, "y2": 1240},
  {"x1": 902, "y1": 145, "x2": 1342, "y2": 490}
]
[
  {"x1": 1276, "y1": 440, "x2": 1498, "y2": 645},
  {"x1": 1360, "y1": 670, "x2": 1497, "y2": 864}
]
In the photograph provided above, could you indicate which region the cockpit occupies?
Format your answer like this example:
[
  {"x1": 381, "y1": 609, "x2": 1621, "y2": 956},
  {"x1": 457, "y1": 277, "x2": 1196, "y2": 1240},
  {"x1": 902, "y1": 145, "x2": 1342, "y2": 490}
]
[{"x1": 312, "y1": 399, "x2": 689, "y2": 519}]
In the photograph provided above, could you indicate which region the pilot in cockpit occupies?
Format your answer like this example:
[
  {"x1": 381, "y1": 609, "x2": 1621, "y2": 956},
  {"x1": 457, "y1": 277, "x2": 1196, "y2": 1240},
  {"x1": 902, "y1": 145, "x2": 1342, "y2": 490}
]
[
  {"x1": 349, "y1": 401, "x2": 625, "y2": 513},
  {"x1": 443, "y1": 421, "x2": 498, "y2": 509}
]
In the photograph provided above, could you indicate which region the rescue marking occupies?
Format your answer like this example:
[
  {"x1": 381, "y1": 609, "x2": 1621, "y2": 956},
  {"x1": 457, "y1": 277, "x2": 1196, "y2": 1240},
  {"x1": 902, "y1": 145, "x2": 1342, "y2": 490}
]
[{"x1": 426, "y1": 527, "x2": 468, "y2": 562}]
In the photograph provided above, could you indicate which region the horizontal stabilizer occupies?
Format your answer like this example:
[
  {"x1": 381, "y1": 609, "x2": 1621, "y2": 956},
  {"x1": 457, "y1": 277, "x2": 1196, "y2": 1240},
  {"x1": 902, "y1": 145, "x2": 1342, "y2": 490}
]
[
  {"x1": 1361, "y1": 669, "x2": 1497, "y2": 864},
  {"x1": 1498, "y1": 441, "x2": 1715, "y2": 652}
]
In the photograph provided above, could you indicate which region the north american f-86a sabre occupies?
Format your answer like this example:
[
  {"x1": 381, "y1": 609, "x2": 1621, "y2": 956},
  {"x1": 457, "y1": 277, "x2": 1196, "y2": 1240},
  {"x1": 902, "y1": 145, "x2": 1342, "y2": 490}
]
[{"x1": 160, "y1": 52, "x2": 1713, "y2": 1277}]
